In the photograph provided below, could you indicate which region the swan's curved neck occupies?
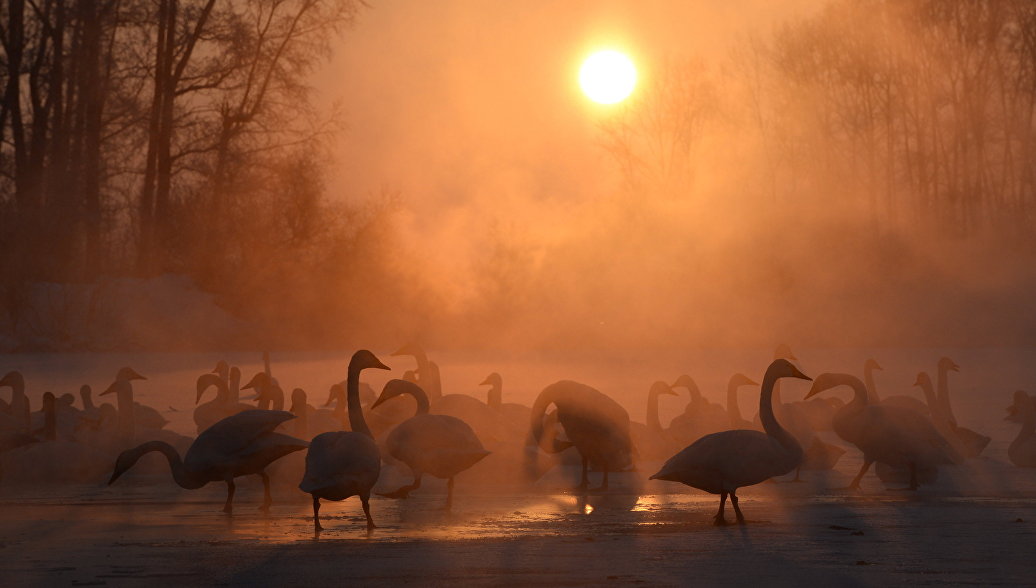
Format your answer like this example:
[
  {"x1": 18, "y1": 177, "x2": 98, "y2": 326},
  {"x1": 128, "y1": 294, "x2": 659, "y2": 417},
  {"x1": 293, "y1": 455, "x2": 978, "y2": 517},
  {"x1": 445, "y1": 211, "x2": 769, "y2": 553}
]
[
  {"x1": 132, "y1": 441, "x2": 205, "y2": 489},
  {"x1": 726, "y1": 380, "x2": 744, "y2": 425},
  {"x1": 835, "y1": 375, "x2": 869, "y2": 413},
  {"x1": 115, "y1": 382, "x2": 135, "y2": 437},
  {"x1": 936, "y1": 364, "x2": 958, "y2": 426},
  {"x1": 646, "y1": 388, "x2": 664, "y2": 433},
  {"x1": 759, "y1": 372, "x2": 801, "y2": 456},
  {"x1": 81, "y1": 389, "x2": 95, "y2": 410},
  {"x1": 346, "y1": 367, "x2": 374, "y2": 438},
  {"x1": 863, "y1": 365, "x2": 880, "y2": 405},
  {"x1": 529, "y1": 387, "x2": 569, "y2": 453},
  {"x1": 228, "y1": 371, "x2": 240, "y2": 403}
]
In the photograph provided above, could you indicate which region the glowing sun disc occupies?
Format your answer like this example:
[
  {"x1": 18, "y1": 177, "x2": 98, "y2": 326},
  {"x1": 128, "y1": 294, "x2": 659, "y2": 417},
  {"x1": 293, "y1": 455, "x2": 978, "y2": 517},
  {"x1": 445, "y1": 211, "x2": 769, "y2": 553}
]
[{"x1": 579, "y1": 50, "x2": 637, "y2": 104}]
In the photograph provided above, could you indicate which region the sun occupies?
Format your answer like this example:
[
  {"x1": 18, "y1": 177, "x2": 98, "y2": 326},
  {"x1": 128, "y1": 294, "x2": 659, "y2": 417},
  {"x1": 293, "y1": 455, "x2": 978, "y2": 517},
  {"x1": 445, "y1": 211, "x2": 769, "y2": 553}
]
[{"x1": 579, "y1": 50, "x2": 637, "y2": 105}]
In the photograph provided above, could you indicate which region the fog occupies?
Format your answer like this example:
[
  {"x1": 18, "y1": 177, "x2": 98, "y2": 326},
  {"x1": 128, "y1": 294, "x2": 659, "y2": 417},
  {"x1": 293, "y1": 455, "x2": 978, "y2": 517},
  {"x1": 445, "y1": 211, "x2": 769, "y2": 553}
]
[{"x1": 297, "y1": 0, "x2": 1036, "y2": 353}]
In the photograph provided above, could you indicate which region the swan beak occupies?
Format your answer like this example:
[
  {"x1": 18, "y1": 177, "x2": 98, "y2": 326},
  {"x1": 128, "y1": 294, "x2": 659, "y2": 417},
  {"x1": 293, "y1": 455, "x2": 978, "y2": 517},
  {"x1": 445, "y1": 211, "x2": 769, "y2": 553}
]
[
  {"x1": 374, "y1": 359, "x2": 391, "y2": 371},
  {"x1": 370, "y1": 396, "x2": 386, "y2": 410},
  {"x1": 107, "y1": 470, "x2": 121, "y2": 485},
  {"x1": 479, "y1": 377, "x2": 492, "y2": 386},
  {"x1": 790, "y1": 366, "x2": 812, "y2": 381},
  {"x1": 950, "y1": 362, "x2": 960, "y2": 372},
  {"x1": 746, "y1": 378, "x2": 759, "y2": 386},
  {"x1": 99, "y1": 382, "x2": 117, "y2": 396}
]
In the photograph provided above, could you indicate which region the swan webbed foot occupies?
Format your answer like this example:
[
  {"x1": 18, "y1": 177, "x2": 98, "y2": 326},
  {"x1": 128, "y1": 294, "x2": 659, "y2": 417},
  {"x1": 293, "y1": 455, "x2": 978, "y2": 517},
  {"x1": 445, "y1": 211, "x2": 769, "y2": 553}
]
[
  {"x1": 222, "y1": 505, "x2": 233, "y2": 515},
  {"x1": 314, "y1": 522, "x2": 324, "y2": 532},
  {"x1": 713, "y1": 515, "x2": 728, "y2": 526}
]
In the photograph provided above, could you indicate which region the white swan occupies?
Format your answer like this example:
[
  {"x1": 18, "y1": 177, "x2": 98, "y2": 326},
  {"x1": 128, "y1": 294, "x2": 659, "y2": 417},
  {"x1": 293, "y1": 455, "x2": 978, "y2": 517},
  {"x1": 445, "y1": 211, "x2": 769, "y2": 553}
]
[
  {"x1": 529, "y1": 380, "x2": 634, "y2": 490},
  {"x1": 805, "y1": 372, "x2": 960, "y2": 490},
  {"x1": 373, "y1": 379, "x2": 489, "y2": 509},
  {"x1": 650, "y1": 359, "x2": 809, "y2": 525},
  {"x1": 109, "y1": 410, "x2": 308, "y2": 513},
  {"x1": 299, "y1": 350, "x2": 389, "y2": 532},
  {"x1": 1007, "y1": 390, "x2": 1036, "y2": 468}
]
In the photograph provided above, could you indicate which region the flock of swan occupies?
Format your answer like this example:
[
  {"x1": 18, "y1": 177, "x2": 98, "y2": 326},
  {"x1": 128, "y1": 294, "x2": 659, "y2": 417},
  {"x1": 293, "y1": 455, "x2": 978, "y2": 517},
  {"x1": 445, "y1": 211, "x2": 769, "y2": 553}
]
[{"x1": 0, "y1": 344, "x2": 1031, "y2": 531}]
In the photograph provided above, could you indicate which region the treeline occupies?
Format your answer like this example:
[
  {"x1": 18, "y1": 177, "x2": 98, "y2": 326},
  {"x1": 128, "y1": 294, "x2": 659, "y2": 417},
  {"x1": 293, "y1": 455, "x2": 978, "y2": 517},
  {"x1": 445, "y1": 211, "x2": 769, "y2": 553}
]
[
  {"x1": 605, "y1": 0, "x2": 1036, "y2": 240},
  {"x1": 0, "y1": 0, "x2": 429, "y2": 349}
]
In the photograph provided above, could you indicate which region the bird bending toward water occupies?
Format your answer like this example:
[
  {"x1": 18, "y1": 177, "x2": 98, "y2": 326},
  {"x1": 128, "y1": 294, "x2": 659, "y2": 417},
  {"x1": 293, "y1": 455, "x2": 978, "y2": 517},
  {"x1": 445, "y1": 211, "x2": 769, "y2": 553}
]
[{"x1": 109, "y1": 410, "x2": 308, "y2": 514}]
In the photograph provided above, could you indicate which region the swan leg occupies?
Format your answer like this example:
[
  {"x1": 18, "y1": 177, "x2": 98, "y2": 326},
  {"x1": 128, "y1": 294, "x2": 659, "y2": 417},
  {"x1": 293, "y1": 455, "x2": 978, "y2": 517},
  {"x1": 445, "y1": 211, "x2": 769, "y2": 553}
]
[
  {"x1": 258, "y1": 471, "x2": 272, "y2": 512},
  {"x1": 361, "y1": 492, "x2": 376, "y2": 531},
  {"x1": 841, "y1": 459, "x2": 873, "y2": 490},
  {"x1": 730, "y1": 492, "x2": 745, "y2": 525},
  {"x1": 574, "y1": 456, "x2": 589, "y2": 492},
  {"x1": 312, "y1": 496, "x2": 323, "y2": 532},
  {"x1": 223, "y1": 479, "x2": 236, "y2": 514},
  {"x1": 380, "y1": 473, "x2": 423, "y2": 499},
  {"x1": 714, "y1": 491, "x2": 728, "y2": 526},
  {"x1": 588, "y1": 466, "x2": 610, "y2": 493},
  {"x1": 445, "y1": 477, "x2": 455, "y2": 511}
]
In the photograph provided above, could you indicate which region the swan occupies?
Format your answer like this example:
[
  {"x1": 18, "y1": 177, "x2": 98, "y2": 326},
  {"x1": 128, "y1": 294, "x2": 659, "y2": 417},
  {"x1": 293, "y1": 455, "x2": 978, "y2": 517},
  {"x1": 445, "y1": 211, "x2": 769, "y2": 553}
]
[
  {"x1": 650, "y1": 359, "x2": 809, "y2": 525},
  {"x1": 529, "y1": 380, "x2": 633, "y2": 490},
  {"x1": 391, "y1": 343, "x2": 442, "y2": 400},
  {"x1": 194, "y1": 373, "x2": 253, "y2": 434},
  {"x1": 667, "y1": 374, "x2": 728, "y2": 445},
  {"x1": 629, "y1": 381, "x2": 678, "y2": 462},
  {"x1": 0, "y1": 371, "x2": 31, "y2": 433},
  {"x1": 480, "y1": 372, "x2": 532, "y2": 430},
  {"x1": 725, "y1": 373, "x2": 759, "y2": 429},
  {"x1": 243, "y1": 372, "x2": 285, "y2": 411},
  {"x1": 98, "y1": 368, "x2": 149, "y2": 440},
  {"x1": 805, "y1": 372, "x2": 960, "y2": 490},
  {"x1": 1007, "y1": 391, "x2": 1036, "y2": 468},
  {"x1": 373, "y1": 379, "x2": 489, "y2": 509},
  {"x1": 109, "y1": 409, "x2": 308, "y2": 513},
  {"x1": 300, "y1": 350, "x2": 389, "y2": 532},
  {"x1": 862, "y1": 359, "x2": 929, "y2": 415},
  {"x1": 288, "y1": 388, "x2": 341, "y2": 437},
  {"x1": 915, "y1": 371, "x2": 990, "y2": 458},
  {"x1": 935, "y1": 358, "x2": 990, "y2": 457}
]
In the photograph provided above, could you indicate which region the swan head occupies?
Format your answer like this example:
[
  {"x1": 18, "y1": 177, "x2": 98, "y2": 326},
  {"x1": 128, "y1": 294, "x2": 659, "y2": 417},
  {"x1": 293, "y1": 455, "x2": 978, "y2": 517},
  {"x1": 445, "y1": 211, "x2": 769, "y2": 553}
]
[
  {"x1": 350, "y1": 349, "x2": 391, "y2": 373},
  {"x1": 325, "y1": 384, "x2": 344, "y2": 407},
  {"x1": 729, "y1": 373, "x2": 758, "y2": 388},
  {"x1": 195, "y1": 373, "x2": 224, "y2": 404},
  {"x1": 59, "y1": 393, "x2": 75, "y2": 406},
  {"x1": 773, "y1": 344, "x2": 797, "y2": 361},
  {"x1": 290, "y1": 388, "x2": 307, "y2": 413},
  {"x1": 769, "y1": 358, "x2": 811, "y2": 381},
  {"x1": 938, "y1": 357, "x2": 960, "y2": 372},
  {"x1": 650, "y1": 381, "x2": 678, "y2": 397},
  {"x1": 212, "y1": 360, "x2": 229, "y2": 377},
  {"x1": 1006, "y1": 390, "x2": 1032, "y2": 421},
  {"x1": 480, "y1": 372, "x2": 502, "y2": 387},
  {"x1": 108, "y1": 449, "x2": 140, "y2": 485},
  {"x1": 390, "y1": 343, "x2": 425, "y2": 358},
  {"x1": 864, "y1": 358, "x2": 882, "y2": 371},
  {"x1": 0, "y1": 370, "x2": 24, "y2": 389},
  {"x1": 804, "y1": 372, "x2": 852, "y2": 399},
  {"x1": 241, "y1": 372, "x2": 270, "y2": 392},
  {"x1": 371, "y1": 379, "x2": 425, "y2": 410},
  {"x1": 115, "y1": 367, "x2": 147, "y2": 382},
  {"x1": 913, "y1": 372, "x2": 932, "y2": 388},
  {"x1": 670, "y1": 374, "x2": 698, "y2": 391}
]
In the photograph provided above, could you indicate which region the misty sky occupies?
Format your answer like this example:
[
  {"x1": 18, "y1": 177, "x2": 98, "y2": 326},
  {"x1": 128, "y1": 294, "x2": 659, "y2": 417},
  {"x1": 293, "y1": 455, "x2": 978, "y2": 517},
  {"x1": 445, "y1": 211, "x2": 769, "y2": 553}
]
[{"x1": 324, "y1": 0, "x2": 822, "y2": 219}]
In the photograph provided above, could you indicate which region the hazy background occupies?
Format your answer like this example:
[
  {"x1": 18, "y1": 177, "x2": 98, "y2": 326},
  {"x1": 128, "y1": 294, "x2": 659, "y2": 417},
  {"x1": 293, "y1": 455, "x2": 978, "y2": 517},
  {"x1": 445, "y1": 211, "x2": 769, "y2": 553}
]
[{"x1": 2, "y1": 0, "x2": 1034, "y2": 352}]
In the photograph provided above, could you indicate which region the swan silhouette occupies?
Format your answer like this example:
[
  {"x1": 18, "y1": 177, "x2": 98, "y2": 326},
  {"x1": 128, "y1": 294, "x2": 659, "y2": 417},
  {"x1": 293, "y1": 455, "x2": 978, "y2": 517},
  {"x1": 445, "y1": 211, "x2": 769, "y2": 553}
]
[
  {"x1": 300, "y1": 350, "x2": 389, "y2": 531},
  {"x1": 530, "y1": 381, "x2": 634, "y2": 491},
  {"x1": 805, "y1": 372, "x2": 960, "y2": 490},
  {"x1": 650, "y1": 359, "x2": 809, "y2": 525},
  {"x1": 108, "y1": 410, "x2": 308, "y2": 513},
  {"x1": 1007, "y1": 390, "x2": 1036, "y2": 468},
  {"x1": 373, "y1": 379, "x2": 489, "y2": 509}
]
